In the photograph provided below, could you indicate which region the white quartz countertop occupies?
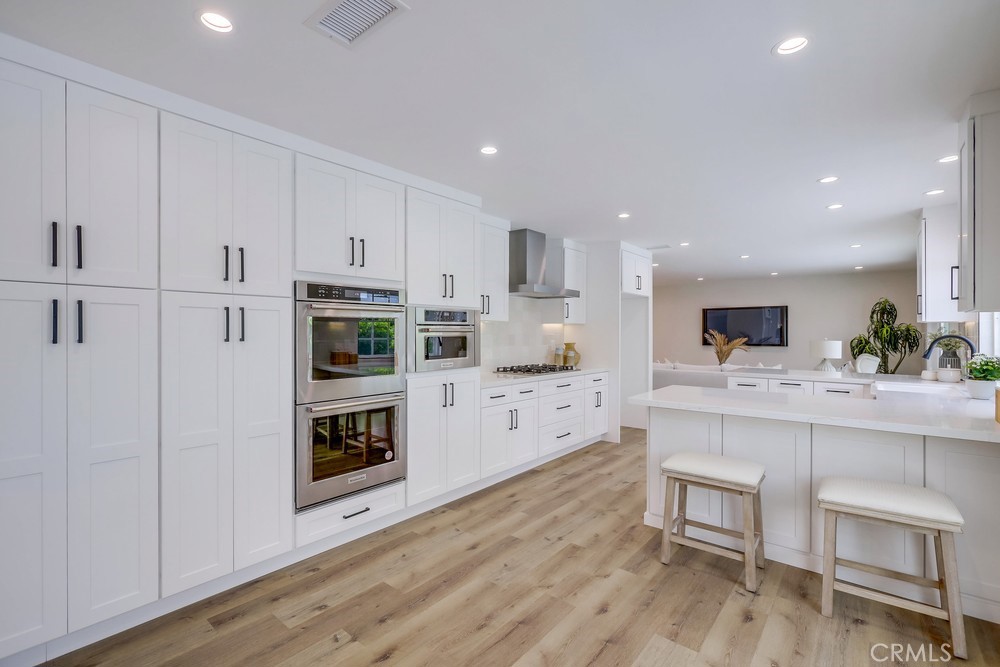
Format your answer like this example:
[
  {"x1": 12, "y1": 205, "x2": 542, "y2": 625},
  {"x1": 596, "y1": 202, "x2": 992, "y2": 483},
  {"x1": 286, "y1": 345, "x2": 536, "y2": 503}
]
[
  {"x1": 724, "y1": 368, "x2": 877, "y2": 384},
  {"x1": 629, "y1": 384, "x2": 1000, "y2": 443},
  {"x1": 481, "y1": 367, "x2": 609, "y2": 388}
]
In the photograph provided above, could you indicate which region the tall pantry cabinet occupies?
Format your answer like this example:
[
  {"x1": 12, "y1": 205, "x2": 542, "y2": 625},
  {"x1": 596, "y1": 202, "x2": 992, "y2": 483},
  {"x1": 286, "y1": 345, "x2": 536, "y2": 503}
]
[
  {"x1": 0, "y1": 60, "x2": 160, "y2": 658},
  {"x1": 159, "y1": 113, "x2": 294, "y2": 596}
]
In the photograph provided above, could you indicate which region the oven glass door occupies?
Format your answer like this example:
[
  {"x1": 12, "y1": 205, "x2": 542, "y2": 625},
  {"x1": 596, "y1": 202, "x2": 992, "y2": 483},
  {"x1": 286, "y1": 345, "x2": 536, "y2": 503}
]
[
  {"x1": 297, "y1": 394, "x2": 405, "y2": 510},
  {"x1": 297, "y1": 304, "x2": 405, "y2": 403}
]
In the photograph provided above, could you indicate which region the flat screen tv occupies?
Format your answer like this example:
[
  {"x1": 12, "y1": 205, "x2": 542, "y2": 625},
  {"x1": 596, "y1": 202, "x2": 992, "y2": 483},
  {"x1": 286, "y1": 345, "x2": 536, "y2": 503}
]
[{"x1": 702, "y1": 306, "x2": 788, "y2": 347}]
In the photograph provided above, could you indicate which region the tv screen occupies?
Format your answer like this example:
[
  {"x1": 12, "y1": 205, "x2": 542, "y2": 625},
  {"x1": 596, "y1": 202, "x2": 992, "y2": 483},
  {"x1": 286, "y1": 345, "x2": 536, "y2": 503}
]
[{"x1": 702, "y1": 306, "x2": 788, "y2": 347}]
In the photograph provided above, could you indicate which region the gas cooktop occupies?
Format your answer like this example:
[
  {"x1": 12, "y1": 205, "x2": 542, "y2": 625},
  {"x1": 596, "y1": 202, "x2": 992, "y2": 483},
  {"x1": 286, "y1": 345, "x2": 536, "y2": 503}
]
[{"x1": 495, "y1": 364, "x2": 577, "y2": 375}]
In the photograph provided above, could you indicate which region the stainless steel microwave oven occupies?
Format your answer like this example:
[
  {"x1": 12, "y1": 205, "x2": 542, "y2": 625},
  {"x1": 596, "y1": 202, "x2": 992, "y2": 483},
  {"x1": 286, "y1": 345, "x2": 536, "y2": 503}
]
[{"x1": 406, "y1": 306, "x2": 480, "y2": 373}]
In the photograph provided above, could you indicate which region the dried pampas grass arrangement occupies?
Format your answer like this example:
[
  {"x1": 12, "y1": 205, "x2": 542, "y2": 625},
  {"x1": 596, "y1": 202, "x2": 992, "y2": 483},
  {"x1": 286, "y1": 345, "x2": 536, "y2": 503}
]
[{"x1": 704, "y1": 329, "x2": 749, "y2": 364}]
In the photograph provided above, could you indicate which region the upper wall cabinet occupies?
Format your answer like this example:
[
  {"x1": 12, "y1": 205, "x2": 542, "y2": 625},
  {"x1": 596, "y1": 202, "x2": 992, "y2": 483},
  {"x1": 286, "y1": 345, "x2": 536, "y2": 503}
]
[
  {"x1": 958, "y1": 91, "x2": 1000, "y2": 312},
  {"x1": 0, "y1": 64, "x2": 158, "y2": 289},
  {"x1": 564, "y1": 245, "x2": 587, "y2": 323},
  {"x1": 476, "y1": 213, "x2": 509, "y2": 322},
  {"x1": 295, "y1": 155, "x2": 405, "y2": 283},
  {"x1": 406, "y1": 188, "x2": 478, "y2": 308},
  {"x1": 161, "y1": 113, "x2": 292, "y2": 297},
  {"x1": 917, "y1": 205, "x2": 966, "y2": 323},
  {"x1": 621, "y1": 247, "x2": 652, "y2": 297}
]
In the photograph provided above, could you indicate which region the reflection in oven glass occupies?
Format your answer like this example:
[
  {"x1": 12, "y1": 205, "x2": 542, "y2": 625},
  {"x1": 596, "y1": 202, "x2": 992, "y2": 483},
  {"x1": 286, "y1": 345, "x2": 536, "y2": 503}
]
[
  {"x1": 310, "y1": 406, "x2": 397, "y2": 482},
  {"x1": 423, "y1": 335, "x2": 468, "y2": 362},
  {"x1": 309, "y1": 316, "x2": 397, "y2": 382}
]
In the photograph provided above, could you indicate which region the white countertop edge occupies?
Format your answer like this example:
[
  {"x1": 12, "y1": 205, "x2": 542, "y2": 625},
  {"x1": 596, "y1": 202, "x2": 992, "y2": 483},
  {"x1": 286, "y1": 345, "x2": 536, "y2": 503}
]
[
  {"x1": 629, "y1": 386, "x2": 1000, "y2": 444},
  {"x1": 480, "y1": 367, "x2": 610, "y2": 388}
]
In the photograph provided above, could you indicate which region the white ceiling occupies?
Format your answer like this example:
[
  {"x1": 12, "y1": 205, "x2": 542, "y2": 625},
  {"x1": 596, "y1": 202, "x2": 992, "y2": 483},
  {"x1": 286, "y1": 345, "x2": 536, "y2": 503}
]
[{"x1": 2, "y1": 0, "x2": 999, "y2": 284}]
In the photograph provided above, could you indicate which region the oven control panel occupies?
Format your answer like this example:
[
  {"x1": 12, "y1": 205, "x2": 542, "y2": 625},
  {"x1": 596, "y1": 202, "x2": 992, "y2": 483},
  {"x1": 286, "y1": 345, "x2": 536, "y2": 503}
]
[{"x1": 297, "y1": 281, "x2": 403, "y2": 305}]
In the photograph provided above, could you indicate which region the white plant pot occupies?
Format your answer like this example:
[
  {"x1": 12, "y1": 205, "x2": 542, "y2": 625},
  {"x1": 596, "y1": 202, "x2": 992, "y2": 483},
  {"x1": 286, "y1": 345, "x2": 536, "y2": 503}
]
[{"x1": 965, "y1": 379, "x2": 998, "y2": 400}]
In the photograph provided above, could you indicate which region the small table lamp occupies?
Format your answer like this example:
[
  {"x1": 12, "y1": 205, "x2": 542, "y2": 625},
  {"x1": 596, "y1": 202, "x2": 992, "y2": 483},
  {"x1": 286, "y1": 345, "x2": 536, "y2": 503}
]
[{"x1": 811, "y1": 339, "x2": 843, "y2": 371}]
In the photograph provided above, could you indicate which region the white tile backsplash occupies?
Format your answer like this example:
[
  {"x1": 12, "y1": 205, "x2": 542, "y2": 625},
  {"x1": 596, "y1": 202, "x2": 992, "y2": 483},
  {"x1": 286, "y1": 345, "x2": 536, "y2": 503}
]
[{"x1": 480, "y1": 298, "x2": 564, "y2": 369}]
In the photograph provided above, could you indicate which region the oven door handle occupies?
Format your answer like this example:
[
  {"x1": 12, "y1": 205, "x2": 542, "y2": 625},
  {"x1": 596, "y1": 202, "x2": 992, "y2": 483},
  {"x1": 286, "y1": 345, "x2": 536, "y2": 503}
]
[
  {"x1": 306, "y1": 394, "x2": 404, "y2": 413},
  {"x1": 418, "y1": 326, "x2": 475, "y2": 333},
  {"x1": 305, "y1": 303, "x2": 405, "y2": 313}
]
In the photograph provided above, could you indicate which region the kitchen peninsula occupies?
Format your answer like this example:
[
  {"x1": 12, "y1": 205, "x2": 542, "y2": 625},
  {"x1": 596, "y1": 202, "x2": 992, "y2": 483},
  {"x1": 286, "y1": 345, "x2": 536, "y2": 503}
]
[{"x1": 629, "y1": 385, "x2": 1000, "y2": 623}]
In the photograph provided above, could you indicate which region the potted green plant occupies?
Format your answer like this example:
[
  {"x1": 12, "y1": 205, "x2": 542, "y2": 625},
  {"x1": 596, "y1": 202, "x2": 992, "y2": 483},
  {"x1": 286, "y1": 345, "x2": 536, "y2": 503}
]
[
  {"x1": 849, "y1": 298, "x2": 922, "y2": 374},
  {"x1": 965, "y1": 354, "x2": 1000, "y2": 400}
]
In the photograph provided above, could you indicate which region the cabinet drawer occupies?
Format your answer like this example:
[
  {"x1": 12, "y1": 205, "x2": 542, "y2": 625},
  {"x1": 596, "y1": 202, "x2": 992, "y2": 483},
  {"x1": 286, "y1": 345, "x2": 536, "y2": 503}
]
[
  {"x1": 481, "y1": 387, "x2": 514, "y2": 406},
  {"x1": 539, "y1": 391, "x2": 584, "y2": 426},
  {"x1": 538, "y1": 419, "x2": 584, "y2": 455},
  {"x1": 295, "y1": 481, "x2": 405, "y2": 547},
  {"x1": 768, "y1": 379, "x2": 814, "y2": 395},
  {"x1": 814, "y1": 382, "x2": 865, "y2": 398},
  {"x1": 727, "y1": 377, "x2": 767, "y2": 391},
  {"x1": 539, "y1": 375, "x2": 585, "y2": 396},
  {"x1": 510, "y1": 381, "x2": 539, "y2": 399},
  {"x1": 585, "y1": 372, "x2": 609, "y2": 388}
]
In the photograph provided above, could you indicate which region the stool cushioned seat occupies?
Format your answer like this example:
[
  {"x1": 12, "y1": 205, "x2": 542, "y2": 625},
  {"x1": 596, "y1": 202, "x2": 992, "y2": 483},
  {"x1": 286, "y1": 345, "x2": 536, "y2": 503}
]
[
  {"x1": 661, "y1": 452, "x2": 764, "y2": 489},
  {"x1": 817, "y1": 477, "x2": 964, "y2": 529}
]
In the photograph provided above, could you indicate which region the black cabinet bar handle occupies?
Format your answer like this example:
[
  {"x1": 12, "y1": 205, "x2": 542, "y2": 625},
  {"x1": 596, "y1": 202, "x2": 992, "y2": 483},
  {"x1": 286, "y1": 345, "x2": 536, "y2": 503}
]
[
  {"x1": 239, "y1": 247, "x2": 245, "y2": 283},
  {"x1": 349, "y1": 237, "x2": 355, "y2": 266},
  {"x1": 51, "y1": 299, "x2": 58, "y2": 344},
  {"x1": 360, "y1": 238, "x2": 365, "y2": 268},
  {"x1": 557, "y1": 404, "x2": 571, "y2": 410},
  {"x1": 224, "y1": 306, "x2": 230, "y2": 342},
  {"x1": 51, "y1": 222, "x2": 58, "y2": 267},
  {"x1": 449, "y1": 274, "x2": 455, "y2": 299},
  {"x1": 481, "y1": 295, "x2": 485, "y2": 314},
  {"x1": 342, "y1": 507, "x2": 371, "y2": 520},
  {"x1": 596, "y1": 392, "x2": 600, "y2": 408},
  {"x1": 239, "y1": 306, "x2": 246, "y2": 342},
  {"x1": 556, "y1": 432, "x2": 571, "y2": 439},
  {"x1": 442, "y1": 274, "x2": 448, "y2": 298},
  {"x1": 76, "y1": 300, "x2": 83, "y2": 343},
  {"x1": 514, "y1": 408, "x2": 518, "y2": 429},
  {"x1": 486, "y1": 294, "x2": 490, "y2": 314},
  {"x1": 593, "y1": 377, "x2": 602, "y2": 382},
  {"x1": 779, "y1": 382, "x2": 801, "y2": 386},
  {"x1": 951, "y1": 265, "x2": 959, "y2": 300},
  {"x1": 556, "y1": 383, "x2": 571, "y2": 388},
  {"x1": 565, "y1": 302, "x2": 569, "y2": 319},
  {"x1": 519, "y1": 389, "x2": 533, "y2": 394},
  {"x1": 449, "y1": 382, "x2": 455, "y2": 407},
  {"x1": 508, "y1": 410, "x2": 513, "y2": 431},
  {"x1": 736, "y1": 383, "x2": 756, "y2": 387},
  {"x1": 223, "y1": 245, "x2": 230, "y2": 281},
  {"x1": 75, "y1": 225, "x2": 83, "y2": 270},
  {"x1": 442, "y1": 383, "x2": 448, "y2": 408},
  {"x1": 827, "y1": 389, "x2": 851, "y2": 394},
  {"x1": 490, "y1": 394, "x2": 506, "y2": 399}
]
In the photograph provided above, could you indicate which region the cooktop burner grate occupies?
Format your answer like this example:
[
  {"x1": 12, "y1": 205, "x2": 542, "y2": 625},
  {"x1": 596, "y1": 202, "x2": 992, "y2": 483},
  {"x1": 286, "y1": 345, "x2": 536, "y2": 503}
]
[{"x1": 495, "y1": 364, "x2": 576, "y2": 375}]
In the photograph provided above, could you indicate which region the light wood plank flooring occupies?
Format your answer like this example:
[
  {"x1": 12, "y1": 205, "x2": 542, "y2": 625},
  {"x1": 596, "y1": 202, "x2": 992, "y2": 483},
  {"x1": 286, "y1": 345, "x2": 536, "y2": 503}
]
[{"x1": 48, "y1": 428, "x2": 1000, "y2": 666}]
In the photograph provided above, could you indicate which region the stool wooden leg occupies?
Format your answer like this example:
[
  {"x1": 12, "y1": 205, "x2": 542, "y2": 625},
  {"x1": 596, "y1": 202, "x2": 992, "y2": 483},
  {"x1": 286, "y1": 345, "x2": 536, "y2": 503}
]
[
  {"x1": 752, "y1": 490, "x2": 765, "y2": 569},
  {"x1": 939, "y1": 531, "x2": 967, "y2": 659},
  {"x1": 821, "y1": 510, "x2": 837, "y2": 617},
  {"x1": 660, "y1": 474, "x2": 677, "y2": 565},
  {"x1": 742, "y1": 491, "x2": 757, "y2": 592},
  {"x1": 933, "y1": 534, "x2": 948, "y2": 610},
  {"x1": 676, "y1": 483, "x2": 688, "y2": 538}
]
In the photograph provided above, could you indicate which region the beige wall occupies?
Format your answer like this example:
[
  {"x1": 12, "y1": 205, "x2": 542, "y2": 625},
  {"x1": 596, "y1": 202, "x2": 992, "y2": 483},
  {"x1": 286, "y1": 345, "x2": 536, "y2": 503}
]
[{"x1": 652, "y1": 270, "x2": 923, "y2": 375}]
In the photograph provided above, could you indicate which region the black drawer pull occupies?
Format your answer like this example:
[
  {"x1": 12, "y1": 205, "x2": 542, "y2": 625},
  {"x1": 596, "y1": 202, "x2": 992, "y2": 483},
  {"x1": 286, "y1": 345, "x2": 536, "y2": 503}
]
[
  {"x1": 593, "y1": 378, "x2": 602, "y2": 382},
  {"x1": 779, "y1": 382, "x2": 801, "y2": 386},
  {"x1": 556, "y1": 432, "x2": 571, "y2": 439},
  {"x1": 556, "y1": 383, "x2": 571, "y2": 388},
  {"x1": 490, "y1": 394, "x2": 506, "y2": 399},
  {"x1": 556, "y1": 404, "x2": 571, "y2": 410},
  {"x1": 737, "y1": 383, "x2": 756, "y2": 387},
  {"x1": 342, "y1": 507, "x2": 371, "y2": 520},
  {"x1": 519, "y1": 389, "x2": 534, "y2": 394},
  {"x1": 826, "y1": 389, "x2": 850, "y2": 394}
]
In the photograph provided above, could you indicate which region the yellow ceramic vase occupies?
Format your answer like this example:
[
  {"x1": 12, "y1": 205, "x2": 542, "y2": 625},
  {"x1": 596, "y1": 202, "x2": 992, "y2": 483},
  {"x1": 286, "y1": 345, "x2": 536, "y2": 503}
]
[{"x1": 563, "y1": 342, "x2": 581, "y2": 368}]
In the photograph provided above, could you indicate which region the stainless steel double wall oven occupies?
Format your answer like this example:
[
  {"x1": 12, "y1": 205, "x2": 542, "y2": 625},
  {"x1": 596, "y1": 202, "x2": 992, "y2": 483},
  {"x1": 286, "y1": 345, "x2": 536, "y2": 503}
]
[{"x1": 295, "y1": 281, "x2": 406, "y2": 510}]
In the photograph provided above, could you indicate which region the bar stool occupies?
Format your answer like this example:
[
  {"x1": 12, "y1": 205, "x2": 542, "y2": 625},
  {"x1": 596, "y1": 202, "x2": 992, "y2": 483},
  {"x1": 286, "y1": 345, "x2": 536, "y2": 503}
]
[
  {"x1": 817, "y1": 477, "x2": 967, "y2": 660},
  {"x1": 660, "y1": 452, "x2": 766, "y2": 592}
]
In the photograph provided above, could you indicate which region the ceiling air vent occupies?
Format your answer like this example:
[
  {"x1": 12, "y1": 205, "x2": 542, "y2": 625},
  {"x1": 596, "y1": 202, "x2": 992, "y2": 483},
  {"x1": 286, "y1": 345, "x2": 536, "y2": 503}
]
[{"x1": 307, "y1": 0, "x2": 409, "y2": 47}]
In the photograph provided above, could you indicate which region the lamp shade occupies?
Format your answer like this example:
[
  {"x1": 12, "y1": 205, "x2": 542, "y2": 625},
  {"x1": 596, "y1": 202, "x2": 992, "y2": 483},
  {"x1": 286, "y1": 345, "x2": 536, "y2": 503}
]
[{"x1": 811, "y1": 339, "x2": 843, "y2": 359}]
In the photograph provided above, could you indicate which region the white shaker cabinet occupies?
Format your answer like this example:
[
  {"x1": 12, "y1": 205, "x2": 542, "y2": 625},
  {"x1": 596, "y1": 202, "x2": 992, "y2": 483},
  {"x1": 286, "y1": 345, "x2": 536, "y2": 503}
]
[
  {"x1": 917, "y1": 205, "x2": 964, "y2": 323},
  {"x1": 161, "y1": 292, "x2": 293, "y2": 596},
  {"x1": 295, "y1": 156, "x2": 405, "y2": 282},
  {"x1": 66, "y1": 83, "x2": 158, "y2": 289},
  {"x1": 563, "y1": 245, "x2": 587, "y2": 323},
  {"x1": 476, "y1": 214, "x2": 510, "y2": 322},
  {"x1": 0, "y1": 282, "x2": 67, "y2": 658},
  {"x1": 958, "y1": 93, "x2": 1000, "y2": 312},
  {"x1": 162, "y1": 113, "x2": 291, "y2": 297},
  {"x1": 621, "y1": 248, "x2": 653, "y2": 296},
  {"x1": 481, "y1": 399, "x2": 538, "y2": 478},
  {"x1": 406, "y1": 189, "x2": 478, "y2": 308},
  {"x1": 584, "y1": 373, "x2": 610, "y2": 439},
  {"x1": 66, "y1": 286, "x2": 159, "y2": 630},
  {"x1": 0, "y1": 61, "x2": 66, "y2": 285},
  {"x1": 406, "y1": 373, "x2": 481, "y2": 506}
]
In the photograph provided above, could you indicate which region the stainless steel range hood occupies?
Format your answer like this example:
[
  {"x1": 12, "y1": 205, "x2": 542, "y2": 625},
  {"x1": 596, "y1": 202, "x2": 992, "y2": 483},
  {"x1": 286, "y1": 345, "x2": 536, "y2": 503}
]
[{"x1": 509, "y1": 229, "x2": 580, "y2": 298}]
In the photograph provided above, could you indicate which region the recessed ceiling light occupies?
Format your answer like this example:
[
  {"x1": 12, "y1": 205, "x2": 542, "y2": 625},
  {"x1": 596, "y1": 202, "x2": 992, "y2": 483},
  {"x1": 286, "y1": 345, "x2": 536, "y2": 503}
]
[
  {"x1": 679, "y1": 242, "x2": 690, "y2": 247},
  {"x1": 854, "y1": 266, "x2": 864, "y2": 270},
  {"x1": 826, "y1": 203, "x2": 844, "y2": 210},
  {"x1": 617, "y1": 212, "x2": 630, "y2": 219},
  {"x1": 697, "y1": 277, "x2": 704, "y2": 281},
  {"x1": 770, "y1": 272, "x2": 779, "y2": 276},
  {"x1": 480, "y1": 146, "x2": 498, "y2": 155},
  {"x1": 740, "y1": 255, "x2": 750, "y2": 259},
  {"x1": 850, "y1": 244, "x2": 862, "y2": 248},
  {"x1": 652, "y1": 263, "x2": 660, "y2": 267},
  {"x1": 925, "y1": 189, "x2": 945, "y2": 196},
  {"x1": 817, "y1": 176, "x2": 838, "y2": 184},
  {"x1": 938, "y1": 155, "x2": 959, "y2": 163},
  {"x1": 773, "y1": 36, "x2": 808, "y2": 55},
  {"x1": 200, "y1": 12, "x2": 233, "y2": 32}
]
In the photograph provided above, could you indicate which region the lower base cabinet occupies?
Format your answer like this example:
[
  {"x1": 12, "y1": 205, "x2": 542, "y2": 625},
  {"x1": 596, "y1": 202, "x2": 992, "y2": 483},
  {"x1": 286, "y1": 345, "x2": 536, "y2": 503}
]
[
  {"x1": 584, "y1": 373, "x2": 609, "y2": 438},
  {"x1": 406, "y1": 373, "x2": 481, "y2": 506},
  {"x1": 481, "y1": 399, "x2": 538, "y2": 477},
  {"x1": 160, "y1": 292, "x2": 292, "y2": 597}
]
